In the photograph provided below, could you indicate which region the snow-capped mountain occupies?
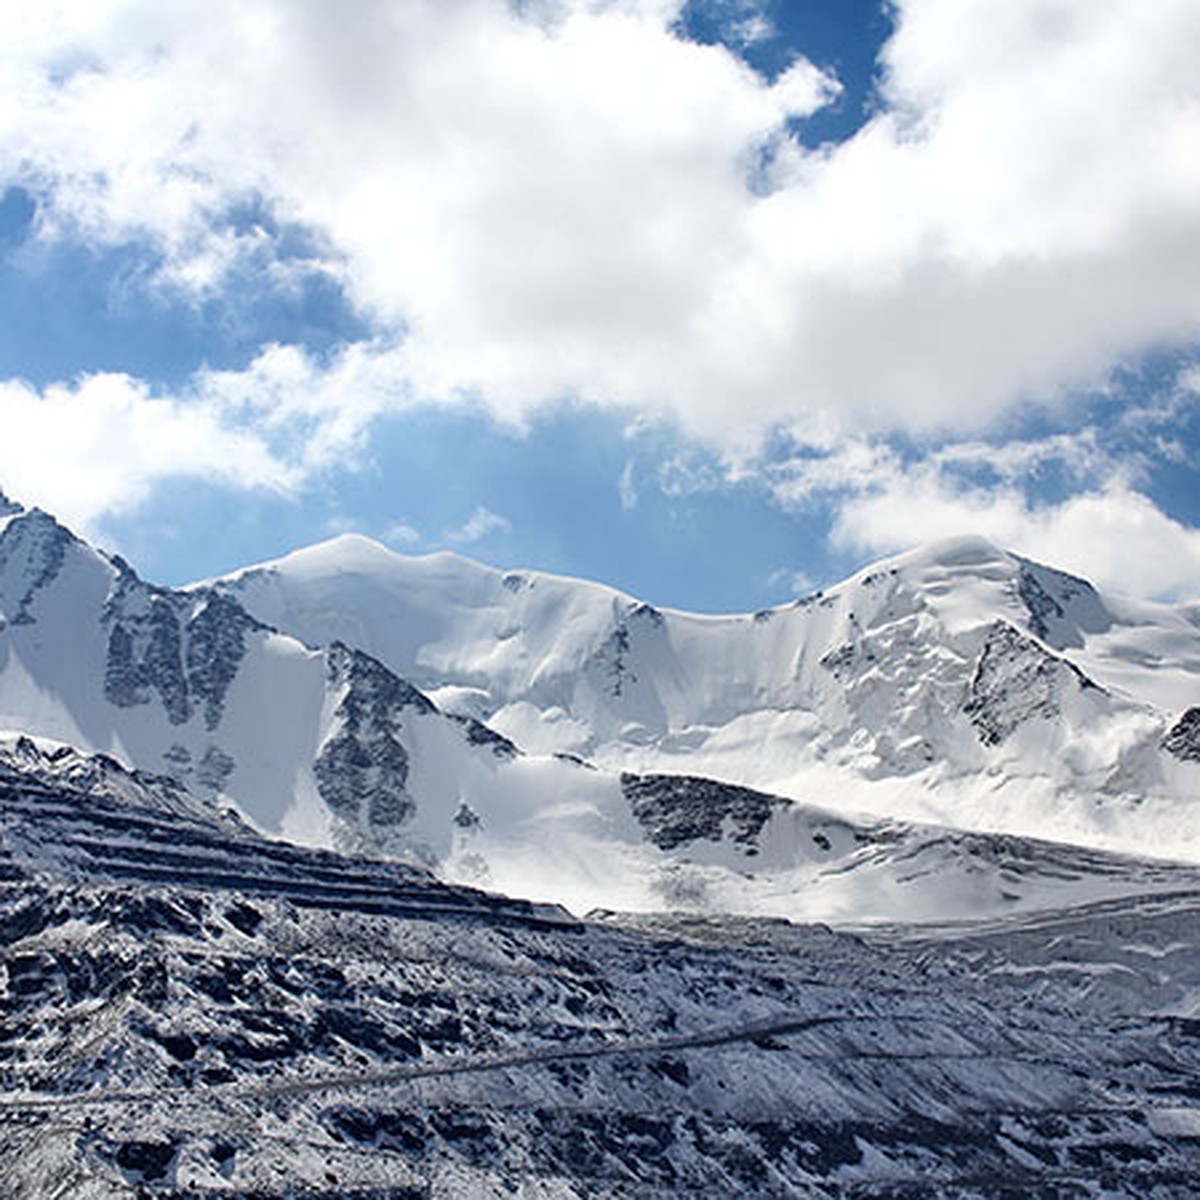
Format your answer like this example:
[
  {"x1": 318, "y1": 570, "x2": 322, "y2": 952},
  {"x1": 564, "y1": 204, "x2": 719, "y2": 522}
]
[
  {"x1": 7, "y1": 501, "x2": 1200, "y2": 1193},
  {"x1": 3, "y1": 741, "x2": 1200, "y2": 1196},
  {"x1": 5, "y1": 490, "x2": 1200, "y2": 923},
  {"x1": 0, "y1": 501, "x2": 555, "y2": 860},
  {"x1": 213, "y1": 529, "x2": 1200, "y2": 861}
]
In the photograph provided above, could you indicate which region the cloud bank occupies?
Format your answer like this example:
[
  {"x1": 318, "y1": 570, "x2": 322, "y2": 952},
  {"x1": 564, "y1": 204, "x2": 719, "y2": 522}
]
[
  {"x1": 3, "y1": 0, "x2": 1200, "y2": 594},
  {"x1": 7, "y1": 0, "x2": 1199, "y2": 438}
]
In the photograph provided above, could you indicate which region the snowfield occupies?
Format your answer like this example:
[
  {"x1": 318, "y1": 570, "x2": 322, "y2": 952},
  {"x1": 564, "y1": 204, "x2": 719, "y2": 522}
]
[{"x1": 215, "y1": 530, "x2": 1200, "y2": 860}]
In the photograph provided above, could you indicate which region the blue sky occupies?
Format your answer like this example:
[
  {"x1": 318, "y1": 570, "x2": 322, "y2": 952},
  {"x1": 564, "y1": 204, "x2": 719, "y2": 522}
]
[{"x1": 2, "y1": 0, "x2": 1200, "y2": 609}]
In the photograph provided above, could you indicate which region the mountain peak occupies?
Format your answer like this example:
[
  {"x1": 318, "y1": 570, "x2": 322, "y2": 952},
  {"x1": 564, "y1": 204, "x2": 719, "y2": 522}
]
[
  {"x1": 886, "y1": 534, "x2": 1014, "y2": 577},
  {"x1": 917, "y1": 532, "x2": 1008, "y2": 563},
  {"x1": 271, "y1": 530, "x2": 398, "y2": 572}
]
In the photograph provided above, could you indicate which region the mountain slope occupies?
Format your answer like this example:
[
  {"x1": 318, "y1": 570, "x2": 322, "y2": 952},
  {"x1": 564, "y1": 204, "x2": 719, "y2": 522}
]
[
  {"x1": 3, "y1": 744, "x2": 1200, "y2": 1197},
  {"x1": 213, "y1": 531, "x2": 1200, "y2": 860},
  {"x1": 6, "y1": 494, "x2": 1200, "y2": 921},
  {"x1": 0, "y1": 502, "x2": 593, "y2": 865}
]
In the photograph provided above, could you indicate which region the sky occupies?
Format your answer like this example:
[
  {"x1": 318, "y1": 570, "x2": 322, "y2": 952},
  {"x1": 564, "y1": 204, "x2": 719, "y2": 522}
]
[{"x1": 2, "y1": 0, "x2": 1200, "y2": 612}]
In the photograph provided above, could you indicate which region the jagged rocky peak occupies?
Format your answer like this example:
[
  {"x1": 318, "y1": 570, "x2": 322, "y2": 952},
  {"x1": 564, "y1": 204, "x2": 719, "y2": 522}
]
[
  {"x1": 102, "y1": 569, "x2": 263, "y2": 731},
  {"x1": 0, "y1": 488, "x2": 23, "y2": 518},
  {"x1": 1012, "y1": 556, "x2": 1112, "y2": 649},
  {"x1": 314, "y1": 643, "x2": 435, "y2": 839},
  {"x1": 0, "y1": 505, "x2": 82, "y2": 625},
  {"x1": 963, "y1": 620, "x2": 1102, "y2": 747}
]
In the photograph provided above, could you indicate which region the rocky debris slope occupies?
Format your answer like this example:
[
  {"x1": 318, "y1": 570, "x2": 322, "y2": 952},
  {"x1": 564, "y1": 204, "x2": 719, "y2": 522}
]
[{"x1": 3, "y1": 749, "x2": 1200, "y2": 1197}]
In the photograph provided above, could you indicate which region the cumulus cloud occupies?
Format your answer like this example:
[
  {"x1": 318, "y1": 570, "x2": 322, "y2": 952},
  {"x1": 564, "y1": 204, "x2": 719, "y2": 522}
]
[
  {"x1": 4, "y1": 0, "x2": 1200, "y2": 599},
  {"x1": 7, "y1": 0, "x2": 1196, "y2": 449},
  {"x1": 0, "y1": 373, "x2": 292, "y2": 537},
  {"x1": 832, "y1": 474, "x2": 1200, "y2": 601},
  {"x1": 759, "y1": 425, "x2": 1200, "y2": 599},
  {"x1": 383, "y1": 521, "x2": 421, "y2": 546},
  {"x1": 758, "y1": 386, "x2": 1200, "y2": 600},
  {"x1": 618, "y1": 460, "x2": 639, "y2": 511}
]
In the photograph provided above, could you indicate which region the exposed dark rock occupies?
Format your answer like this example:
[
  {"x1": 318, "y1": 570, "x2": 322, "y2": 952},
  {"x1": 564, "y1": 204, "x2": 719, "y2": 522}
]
[
  {"x1": 102, "y1": 570, "x2": 191, "y2": 724},
  {"x1": 592, "y1": 624, "x2": 635, "y2": 699},
  {"x1": 144, "y1": 598, "x2": 190, "y2": 724},
  {"x1": 553, "y1": 751, "x2": 596, "y2": 769},
  {"x1": 109, "y1": 1138, "x2": 179, "y2": 1184},
  {"x1": 452, "y1": 713, "x2": 519, "y2": 758},
  {"x1": 186, "y1": 592, "x2": 259, "y2": 731},
  {"x1": 196, "y1": 745, "x2": 235, "y2": 792},
  {"x1": 162, "y1": 744, "x2": 192, "y2": 776},
  {"x1": 622, "y1": 773, "x2": 788, "y2": 851},
  {"x1": 819, "y1": 643, "x2": 857, "y2": 678},
  {"x1": 964, "y1": 621, "x2": 1101, "y2": 747},
  {"x1": 1163, "y1": 708, "x2": 1200, "y2": 762},
  {"x1": 1017, "y1": 566, "x2": 1067, "y2": 643},
  {"x1": 102, "y1": 572, "x2": 263, "y2": 730},
  {"x1": 630, "y1": 602, "x2": 664, "y2": 627},
  {"x1": 313, "y1": 645, "x2": 434, "y2": 828},
  {"x1": 0, "y1": 509, "x2": 75, "y2": 625},
  {"x1": 454, "y1": 801, "x2": 481, "y2": 829},
  {"x1": 103, "y1": 621, "x2": 143, "y2": 707}
]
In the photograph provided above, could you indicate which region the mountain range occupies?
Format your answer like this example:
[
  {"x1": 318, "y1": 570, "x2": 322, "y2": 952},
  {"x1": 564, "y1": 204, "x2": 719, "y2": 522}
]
[{"x1": 3, "y1": 491, "x2": 1200, "y2": 922}]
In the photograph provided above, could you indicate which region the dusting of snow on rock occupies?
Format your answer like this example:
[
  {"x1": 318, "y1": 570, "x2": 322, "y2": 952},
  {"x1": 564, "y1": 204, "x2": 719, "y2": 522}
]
[{"x1": 1162, "y1": 707, "x2": 1200, "y2": 762}]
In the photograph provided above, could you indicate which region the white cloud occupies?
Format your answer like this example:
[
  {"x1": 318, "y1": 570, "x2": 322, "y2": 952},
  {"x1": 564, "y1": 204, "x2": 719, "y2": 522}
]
[
  {"x1": 383, "y1": 520, "x2": 421, "y2": 546},
  {"x1": 826, "y1": 461, "x2": 1200, "y2": 601},
  {"x1": 765, "y1": 566, "x2": 815, "y2": 598},
  {"x1": 446, "y1": 507, "x2": 512, "y2": 545},
  {"x1": 3, "y1": 0, "x2": 1200, "y2": 591},
  {"x1": 194, "y1": 340, "x2": 413, "y2": 471},
  {"x1": 0, "y1": 373, "x2": 293, "y2": 537},
  {"x1": 11, "y1": 0, "x2": 1195, "y2": 450},
  {"x1": 755, "y1": 408, "x2": 1200, "y2": 600},
  {"x1": 618, "y1": 459, "x2": 638, "y2": 511}
]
